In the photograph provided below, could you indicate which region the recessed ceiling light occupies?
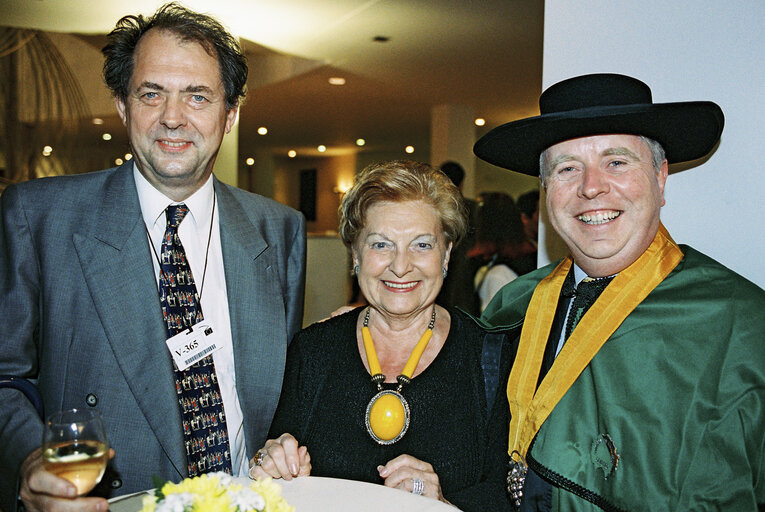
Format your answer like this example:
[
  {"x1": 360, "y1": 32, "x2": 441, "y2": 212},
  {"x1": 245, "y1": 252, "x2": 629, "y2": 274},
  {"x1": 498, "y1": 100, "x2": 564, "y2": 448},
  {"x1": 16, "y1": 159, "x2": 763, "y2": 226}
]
[
  {"x1": 102, "y1": 133, "x2": 112, "y2": 141},
  {"x1": 246, "y1": 157, "x2": 255, "y2": 166},
  {"x1": 42, "y1": 145, "x2": 52, "y2": 157},
  {"x1": 288, "y1": 150, "x2": 297, "y2": 158},
  {"x1": 92, "y1": 118, "x2": 104, "y2": 125},
  {"x1": 115, "y1": 158, "x2": 123, "y2": 165},
  {"x1": 257, "y1": 127, "x2": 268, "y2": 135},
  {"x1": 328, "y1": 77, "x2": 346, "y2": 86},
  {"x1": 405, "y1": 145, "x2": 414, "y2": 154},
  {"x1": 356, "y1": 138, "x2": 366, "y2": 146},
  {"x1": 125, "y1": 153, "x2": 133, "y2": 160},
  {"x1": 474, "y1": 118, "x2": 486, "y2": 126},
  {"x1": 317, "y1": 145, "x2": 327, "y2": 153}
]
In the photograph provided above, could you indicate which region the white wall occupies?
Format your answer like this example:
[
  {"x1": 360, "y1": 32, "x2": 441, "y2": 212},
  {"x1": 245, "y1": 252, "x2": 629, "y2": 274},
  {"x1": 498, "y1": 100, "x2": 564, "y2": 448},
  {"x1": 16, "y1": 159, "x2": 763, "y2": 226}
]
[
  {"x1": 303, "y1": 235, "x2": 351, "y2": 327},
  {"x1": 539, "y1": 0, "x2": 765, "y2": 288}
]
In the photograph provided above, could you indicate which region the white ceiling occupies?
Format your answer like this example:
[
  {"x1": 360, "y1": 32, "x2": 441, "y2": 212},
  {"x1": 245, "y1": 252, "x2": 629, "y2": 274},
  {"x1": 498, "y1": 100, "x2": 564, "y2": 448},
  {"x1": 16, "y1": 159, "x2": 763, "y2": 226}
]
[{"x1": 1, "y1": 0, "x2": 543, "y2": 160}]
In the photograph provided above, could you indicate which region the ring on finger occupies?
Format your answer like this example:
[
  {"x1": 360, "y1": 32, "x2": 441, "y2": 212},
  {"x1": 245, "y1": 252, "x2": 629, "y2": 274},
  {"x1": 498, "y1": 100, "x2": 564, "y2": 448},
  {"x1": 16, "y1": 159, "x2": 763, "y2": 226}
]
[
  {"x1": 411, "y1": 477, "x2": 424, "y2": 495},
  {"x1": 253, "y1": 450, "x2": 269, "y2": 467}
]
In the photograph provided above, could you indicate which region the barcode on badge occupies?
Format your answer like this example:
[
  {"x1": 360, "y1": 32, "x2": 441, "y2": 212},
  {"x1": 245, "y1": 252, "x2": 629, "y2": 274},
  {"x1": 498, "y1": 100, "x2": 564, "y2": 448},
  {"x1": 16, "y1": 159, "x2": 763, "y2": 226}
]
[{"x1": 184, "y1": 344, "x2": 216, "y2": 366}]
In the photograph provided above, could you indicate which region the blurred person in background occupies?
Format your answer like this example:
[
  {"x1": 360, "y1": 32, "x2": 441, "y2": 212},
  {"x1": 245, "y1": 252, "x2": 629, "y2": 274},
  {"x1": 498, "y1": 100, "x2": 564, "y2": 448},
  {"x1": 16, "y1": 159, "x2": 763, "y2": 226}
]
[
  {"x1": 469, "y1": 192, "x2": 537, "y2": 311},
  {"x1": 516, "y1": 189, "x2": 540, "y2": 248},
  {"x1": 435, "y1": 161, "x2": 480, "y2": 316}
]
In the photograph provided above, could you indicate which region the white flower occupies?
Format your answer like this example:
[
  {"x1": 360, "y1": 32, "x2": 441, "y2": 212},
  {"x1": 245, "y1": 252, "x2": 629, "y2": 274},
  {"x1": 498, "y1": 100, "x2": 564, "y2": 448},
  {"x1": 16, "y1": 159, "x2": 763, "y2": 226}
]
[
  {"x1": 211, "y1": 472, "x2": 234, "y2": 487},
  {"x1": 228, "y1": 488, "x2": 266, "y2": 512},
  {"x1": 154, "y1": 492, "x2": 194, "y2": 512}
]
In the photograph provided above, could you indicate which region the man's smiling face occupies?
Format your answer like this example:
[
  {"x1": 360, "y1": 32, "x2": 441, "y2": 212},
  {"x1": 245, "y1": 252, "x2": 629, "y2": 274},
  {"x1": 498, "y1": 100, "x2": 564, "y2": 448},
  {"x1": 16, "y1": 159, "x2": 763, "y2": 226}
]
[
  {"x1": 116, "y1": 29, "x2": 237, "y2": 201},
  {"x1": 543, "y1": 134, "x2": 668, "y2": 277}
]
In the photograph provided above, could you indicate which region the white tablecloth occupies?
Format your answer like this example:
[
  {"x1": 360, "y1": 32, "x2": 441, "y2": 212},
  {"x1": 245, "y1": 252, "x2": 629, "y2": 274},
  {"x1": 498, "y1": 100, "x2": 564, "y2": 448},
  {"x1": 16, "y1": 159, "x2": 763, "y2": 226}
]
[{"x1": 108, "y1": 476, "x2": 459, "y2": 511}]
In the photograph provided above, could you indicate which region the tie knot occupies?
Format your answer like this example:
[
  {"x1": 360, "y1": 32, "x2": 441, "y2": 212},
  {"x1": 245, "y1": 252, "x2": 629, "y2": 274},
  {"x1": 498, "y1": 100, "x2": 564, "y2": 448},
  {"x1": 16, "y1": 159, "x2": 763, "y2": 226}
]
[
  {"x1": 166, "y1": 204, "x2": 189, "y2": 229},
  {"x1": 576, "y1": 276, "x2": 614, "y2": 303}
]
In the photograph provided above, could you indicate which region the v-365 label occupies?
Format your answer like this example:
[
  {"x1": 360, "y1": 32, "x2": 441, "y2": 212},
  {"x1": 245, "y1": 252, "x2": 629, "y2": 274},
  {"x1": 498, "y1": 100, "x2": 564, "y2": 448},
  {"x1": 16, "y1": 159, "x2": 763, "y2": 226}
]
[{"x1": 165, "y1": 324, "x2": 221, "y2": 371}]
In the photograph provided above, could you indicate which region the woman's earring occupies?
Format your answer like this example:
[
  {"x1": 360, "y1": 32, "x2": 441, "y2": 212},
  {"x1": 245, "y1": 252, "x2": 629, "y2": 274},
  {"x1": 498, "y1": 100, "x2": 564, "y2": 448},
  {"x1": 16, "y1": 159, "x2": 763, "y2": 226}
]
[
  {"x1": 442, "y1": 268, "x2": 448, "y2": 278},
  {"x1": 352, "y1": 264, "x2": 360, "y2": 276}
]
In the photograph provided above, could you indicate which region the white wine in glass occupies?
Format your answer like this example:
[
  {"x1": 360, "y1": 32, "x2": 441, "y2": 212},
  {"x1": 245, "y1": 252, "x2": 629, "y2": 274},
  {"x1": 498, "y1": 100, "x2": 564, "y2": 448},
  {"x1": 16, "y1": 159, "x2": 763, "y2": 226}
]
[{"x1": 42, "y1": 409, "x2": 109, "y2": 496}]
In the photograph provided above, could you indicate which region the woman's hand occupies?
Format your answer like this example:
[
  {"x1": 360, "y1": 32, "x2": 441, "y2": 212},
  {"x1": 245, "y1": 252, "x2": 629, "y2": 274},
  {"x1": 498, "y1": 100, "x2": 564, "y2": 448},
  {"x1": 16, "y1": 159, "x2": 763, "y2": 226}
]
[
  {"x1": 377, "y1": 454, "x2": 450, "y2": 504},
  {"x1": 248, "y1": 433, "x2": 311, "y2": 481}
]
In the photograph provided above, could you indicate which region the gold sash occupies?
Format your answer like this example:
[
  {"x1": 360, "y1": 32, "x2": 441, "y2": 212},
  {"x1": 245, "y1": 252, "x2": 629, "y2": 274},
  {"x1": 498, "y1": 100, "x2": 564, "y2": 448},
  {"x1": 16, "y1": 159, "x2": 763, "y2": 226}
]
[{"x1": 507, "y1": 223, "x2": 684, "y2": 459}]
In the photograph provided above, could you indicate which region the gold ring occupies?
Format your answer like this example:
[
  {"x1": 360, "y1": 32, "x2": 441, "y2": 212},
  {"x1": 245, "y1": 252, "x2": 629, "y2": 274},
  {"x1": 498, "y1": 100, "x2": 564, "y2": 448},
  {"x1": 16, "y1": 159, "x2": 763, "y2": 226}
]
[{"x1": 253, "y1": 450, "x2": 268, "y2": 467}]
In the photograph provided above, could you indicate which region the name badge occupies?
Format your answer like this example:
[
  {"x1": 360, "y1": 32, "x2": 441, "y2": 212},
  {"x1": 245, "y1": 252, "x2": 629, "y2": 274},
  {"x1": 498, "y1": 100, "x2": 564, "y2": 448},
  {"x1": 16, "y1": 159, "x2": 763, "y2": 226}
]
[{"x1": 166, "y1": 323, "x2": 220, "y2": 371}]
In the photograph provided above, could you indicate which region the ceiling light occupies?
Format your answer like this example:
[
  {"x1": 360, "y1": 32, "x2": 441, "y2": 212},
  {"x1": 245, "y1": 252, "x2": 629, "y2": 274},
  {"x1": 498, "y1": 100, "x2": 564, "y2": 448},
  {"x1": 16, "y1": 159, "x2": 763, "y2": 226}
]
[
  {"x1": 328, "y1": 77, "x2": 346, "y2": 86},
  {"x1": 288, "y1": 150, "x2": 297, "y2": 158},
  {"x1": 356, "y1": 138, "x2": 366, "y2": 146},
  {"x1": 92, "y1": 118, "x2": 104, "y2": 125},
  {"x1": 42, "y1": 145, "x2": 52, "y2": 157},
  {"x1": 115, "y1": 158, "x2": 123, "y2": 166},
  {"x1": 125, "y1": 153, "x2": 133, "y2": 160},
  {"x1": 257, "y1": 127, "x2": 268, "y2": 135},
  {"x1": 317, "y1": 145, "x2": 327, "y2": 153},
  {"x1": 405, "y1": 145, "x2": 414, "y2": 154},
  {"x1": 102, "y1": 133, "x2": 112, "y2": 141},
  {"x1": 246, "y1": 157, "x2": 255, "y2": 166},
  {"x1": 474, "y1": 118, "x2": 486, "y2": 126}
]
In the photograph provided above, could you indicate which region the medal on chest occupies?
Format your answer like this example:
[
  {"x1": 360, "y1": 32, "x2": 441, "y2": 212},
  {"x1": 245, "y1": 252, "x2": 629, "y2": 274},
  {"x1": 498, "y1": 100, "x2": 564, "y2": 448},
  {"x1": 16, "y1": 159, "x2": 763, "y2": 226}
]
[
  {"x1": 361, "y1": 307, "x2": 435, "y2": 445},
  {"x1": 507, "y1": 450, "x2": 528, "y2": 508}
]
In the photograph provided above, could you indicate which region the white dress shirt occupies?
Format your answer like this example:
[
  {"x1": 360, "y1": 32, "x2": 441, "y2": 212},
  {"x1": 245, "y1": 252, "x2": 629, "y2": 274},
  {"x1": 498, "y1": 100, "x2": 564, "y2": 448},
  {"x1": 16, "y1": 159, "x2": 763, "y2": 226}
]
[{"x1": 133, "y1": 166, "x2": 248, "y2": 476}]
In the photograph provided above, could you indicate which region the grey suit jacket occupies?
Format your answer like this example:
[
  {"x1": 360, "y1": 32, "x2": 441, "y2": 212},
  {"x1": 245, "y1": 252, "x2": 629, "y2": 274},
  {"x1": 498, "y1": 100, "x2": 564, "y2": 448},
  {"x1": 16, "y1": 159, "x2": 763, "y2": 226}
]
[{"x1": 0, "y1": 163, "x2": 306, "y2": 509}]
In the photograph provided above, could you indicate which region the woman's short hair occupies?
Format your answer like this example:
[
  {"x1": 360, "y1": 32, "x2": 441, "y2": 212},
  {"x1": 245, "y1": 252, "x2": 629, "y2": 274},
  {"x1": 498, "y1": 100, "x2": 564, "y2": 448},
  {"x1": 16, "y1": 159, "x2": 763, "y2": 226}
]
[
  {"x1": 339, "y1": 160, "x2": 468, "y2": 249},
  {"x1": 102, "y1": 2, "x2": 247, "y2": 110}
]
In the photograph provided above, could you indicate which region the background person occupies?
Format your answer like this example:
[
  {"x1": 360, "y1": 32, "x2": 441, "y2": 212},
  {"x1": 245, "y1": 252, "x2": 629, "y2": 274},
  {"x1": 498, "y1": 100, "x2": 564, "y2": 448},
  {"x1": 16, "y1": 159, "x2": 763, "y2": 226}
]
[
  {"x1": 468, "y1": 192, "x2": 537, "y2": 311},
  {"x1": 516, "y1": 190, "x2": 539, "y2": 248},
  {"x1": 249, "y1": 160, "x2": 512, "y2": 511},
  {"x1": 0, "y1": 4, "x2": 306, "y2": 511},
  {"x1": 435, "y1": 160, "x2": 480, "y2": 316},
  {"x1": 474, "y1": 73, "x2": 765, "y2": 510}
]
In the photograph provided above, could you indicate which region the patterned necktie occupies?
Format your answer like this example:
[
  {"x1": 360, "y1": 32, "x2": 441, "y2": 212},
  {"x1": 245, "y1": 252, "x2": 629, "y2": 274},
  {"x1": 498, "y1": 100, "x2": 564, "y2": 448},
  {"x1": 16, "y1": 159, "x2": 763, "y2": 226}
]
[
  {"x1": 563, "y1": 275, "x2": 615, "y2": 340},
  {"x1": 159, "y1": 204, "x2": 232, "y2": 477}
]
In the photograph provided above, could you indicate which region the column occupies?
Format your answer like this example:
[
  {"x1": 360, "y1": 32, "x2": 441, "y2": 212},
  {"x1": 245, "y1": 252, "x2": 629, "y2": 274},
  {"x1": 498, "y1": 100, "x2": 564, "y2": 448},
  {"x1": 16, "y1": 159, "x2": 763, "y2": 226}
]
[{"x1": 430, "y1": 104, "x2": 476, "y2": 198}]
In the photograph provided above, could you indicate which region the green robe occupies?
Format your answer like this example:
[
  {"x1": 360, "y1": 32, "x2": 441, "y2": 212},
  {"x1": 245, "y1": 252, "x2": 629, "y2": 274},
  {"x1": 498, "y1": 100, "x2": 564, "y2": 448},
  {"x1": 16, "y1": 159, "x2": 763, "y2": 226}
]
[{"x1": 481, "y1": 245, "x2": 765, "y2": 511}]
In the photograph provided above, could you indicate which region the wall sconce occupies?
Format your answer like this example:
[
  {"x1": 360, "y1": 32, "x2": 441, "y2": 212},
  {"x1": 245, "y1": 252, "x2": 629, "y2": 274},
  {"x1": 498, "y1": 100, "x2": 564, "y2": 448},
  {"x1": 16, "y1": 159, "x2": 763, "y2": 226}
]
[{"x1": 333, "y1": 180, "x2": 352, "y2": 199}]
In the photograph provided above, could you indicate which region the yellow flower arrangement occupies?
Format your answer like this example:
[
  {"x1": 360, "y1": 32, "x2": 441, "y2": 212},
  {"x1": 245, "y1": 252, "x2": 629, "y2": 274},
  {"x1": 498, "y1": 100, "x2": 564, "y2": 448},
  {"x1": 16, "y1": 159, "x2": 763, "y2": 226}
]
[{"x1": 140, "y1": 473, "x2": 293, "y2": 512}]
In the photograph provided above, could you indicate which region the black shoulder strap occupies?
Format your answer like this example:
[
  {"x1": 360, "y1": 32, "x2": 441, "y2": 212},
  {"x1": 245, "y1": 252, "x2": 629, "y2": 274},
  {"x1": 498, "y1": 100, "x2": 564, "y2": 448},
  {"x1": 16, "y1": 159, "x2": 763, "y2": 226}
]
[{"x1": 481, "y1": 332, "x2": 505, "y2": 417}]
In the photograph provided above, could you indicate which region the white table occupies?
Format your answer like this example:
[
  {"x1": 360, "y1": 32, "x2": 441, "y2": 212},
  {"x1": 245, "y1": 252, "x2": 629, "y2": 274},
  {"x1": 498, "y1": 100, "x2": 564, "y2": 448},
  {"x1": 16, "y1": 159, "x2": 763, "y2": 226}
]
[{"x1": 108, "y1": 476, "x2": 459, "y2": 511}]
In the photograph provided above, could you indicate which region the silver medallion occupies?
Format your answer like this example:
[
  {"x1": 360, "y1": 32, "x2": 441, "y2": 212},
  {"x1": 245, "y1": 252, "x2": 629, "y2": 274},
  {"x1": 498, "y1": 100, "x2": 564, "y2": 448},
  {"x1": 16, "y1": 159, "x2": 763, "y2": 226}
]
[{"x1": 507, "y1": 450, "x2": 527, "y2": 508}]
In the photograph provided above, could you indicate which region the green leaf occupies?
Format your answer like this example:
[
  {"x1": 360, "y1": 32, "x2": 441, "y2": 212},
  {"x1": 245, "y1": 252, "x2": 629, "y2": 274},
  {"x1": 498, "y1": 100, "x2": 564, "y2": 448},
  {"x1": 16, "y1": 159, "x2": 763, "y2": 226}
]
[{"x1": 152, "y1": 474, "x2": 169, "y2": 501}]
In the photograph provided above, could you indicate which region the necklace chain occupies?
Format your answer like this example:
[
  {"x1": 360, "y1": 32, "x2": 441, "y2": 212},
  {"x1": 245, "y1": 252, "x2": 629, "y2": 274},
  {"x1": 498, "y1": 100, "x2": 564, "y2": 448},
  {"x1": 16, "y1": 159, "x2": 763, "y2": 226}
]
[{"x1": 362, "y1": 307, "x2": 436, "y2": 389}]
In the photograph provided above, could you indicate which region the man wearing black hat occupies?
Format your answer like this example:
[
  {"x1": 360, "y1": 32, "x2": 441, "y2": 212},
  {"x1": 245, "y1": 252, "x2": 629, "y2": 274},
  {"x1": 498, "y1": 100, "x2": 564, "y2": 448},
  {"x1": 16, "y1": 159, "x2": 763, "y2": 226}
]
[{"x1": 474, "y1": 74, "x2": 765, "y2": 511}]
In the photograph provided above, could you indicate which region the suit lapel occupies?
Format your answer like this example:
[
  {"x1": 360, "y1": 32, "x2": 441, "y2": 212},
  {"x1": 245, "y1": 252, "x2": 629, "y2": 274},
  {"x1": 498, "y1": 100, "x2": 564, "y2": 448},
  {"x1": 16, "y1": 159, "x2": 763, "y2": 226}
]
[
  {"x1": 215, "y1": 181, "x2": 288, "y2": 449},
  {"x1": 72, "y1": 164, "x2": 186, "y2": 475}
]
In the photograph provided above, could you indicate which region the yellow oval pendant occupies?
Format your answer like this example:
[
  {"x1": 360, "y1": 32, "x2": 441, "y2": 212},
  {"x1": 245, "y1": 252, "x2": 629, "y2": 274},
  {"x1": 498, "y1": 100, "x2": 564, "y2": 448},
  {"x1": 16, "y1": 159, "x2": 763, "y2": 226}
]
[{"x1": 365, "y1": 390, "x2": 410, "y2": 445}]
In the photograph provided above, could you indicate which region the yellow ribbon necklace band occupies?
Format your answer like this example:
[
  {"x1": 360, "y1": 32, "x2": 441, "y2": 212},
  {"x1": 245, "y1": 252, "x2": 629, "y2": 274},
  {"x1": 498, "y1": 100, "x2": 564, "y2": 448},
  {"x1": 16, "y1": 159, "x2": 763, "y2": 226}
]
[{"x1": 361, "y1": 306, "x2": 436, "y2": 445}]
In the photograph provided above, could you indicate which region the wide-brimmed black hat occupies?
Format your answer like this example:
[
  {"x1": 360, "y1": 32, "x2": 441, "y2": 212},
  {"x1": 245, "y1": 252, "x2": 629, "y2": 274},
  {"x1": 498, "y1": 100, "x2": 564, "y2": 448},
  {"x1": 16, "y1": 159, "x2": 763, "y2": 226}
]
[{"x1": 474, "y1": 73, "x2": 724, "y2": 176}]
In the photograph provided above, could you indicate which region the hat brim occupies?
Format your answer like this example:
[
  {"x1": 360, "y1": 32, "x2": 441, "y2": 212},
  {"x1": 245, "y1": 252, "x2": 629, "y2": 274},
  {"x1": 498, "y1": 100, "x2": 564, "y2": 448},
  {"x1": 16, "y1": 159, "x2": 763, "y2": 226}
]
[{"x1": 474, "y1": 101, "x2": 724, "y2": 176}]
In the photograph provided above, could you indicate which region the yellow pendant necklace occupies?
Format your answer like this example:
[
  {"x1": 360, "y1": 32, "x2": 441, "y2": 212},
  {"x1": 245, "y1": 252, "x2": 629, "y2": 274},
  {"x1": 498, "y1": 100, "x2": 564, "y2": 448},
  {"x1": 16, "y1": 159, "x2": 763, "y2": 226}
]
[{"x1": 361, "y1": 306, "x2": 436, "y2": 445}]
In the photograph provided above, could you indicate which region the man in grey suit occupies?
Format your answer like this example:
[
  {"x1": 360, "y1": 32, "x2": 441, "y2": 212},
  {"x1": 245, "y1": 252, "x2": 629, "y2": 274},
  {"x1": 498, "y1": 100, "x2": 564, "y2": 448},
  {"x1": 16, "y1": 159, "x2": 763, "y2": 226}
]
[{"x1": 0, "y1": 4, "x2": 306, "y2": 511}]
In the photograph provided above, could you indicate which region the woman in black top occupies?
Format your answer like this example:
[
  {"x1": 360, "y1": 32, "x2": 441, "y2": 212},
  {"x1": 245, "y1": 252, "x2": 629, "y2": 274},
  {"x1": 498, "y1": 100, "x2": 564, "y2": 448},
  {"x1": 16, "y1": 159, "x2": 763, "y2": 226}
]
[{"x1": 249, "y1": 160, "x2": 513, "y2": 510}]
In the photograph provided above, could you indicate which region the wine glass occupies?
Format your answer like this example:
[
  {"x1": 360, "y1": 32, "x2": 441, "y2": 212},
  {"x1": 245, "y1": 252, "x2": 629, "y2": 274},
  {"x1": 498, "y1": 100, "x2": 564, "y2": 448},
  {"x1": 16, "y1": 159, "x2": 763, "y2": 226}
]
[{"x1": 42, "y1": 409, "x2": 109, "y2": 496}]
